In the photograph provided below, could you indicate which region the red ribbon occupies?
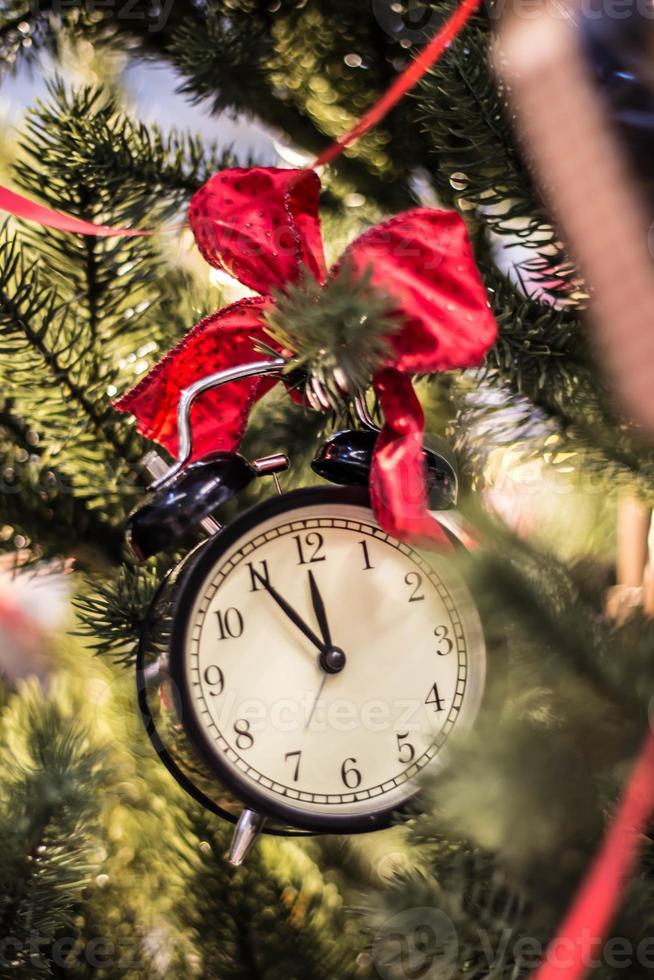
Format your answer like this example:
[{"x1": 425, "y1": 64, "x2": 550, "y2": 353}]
[
  {"x1": 115, "y1": 167, "x2": 497, "y2": 546},
  {"x1": 0, "y1": 185, "x2": 149, "y2": 237}
]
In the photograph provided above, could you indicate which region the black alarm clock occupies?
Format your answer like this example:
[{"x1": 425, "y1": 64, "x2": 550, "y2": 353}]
[{"x1": 130, "y1": 359, "x2": 489, "y2": 864}]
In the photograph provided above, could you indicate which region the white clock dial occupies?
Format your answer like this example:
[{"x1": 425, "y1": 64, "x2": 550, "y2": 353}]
[{"x1": 180, "y1": 497, "x2": 486, "y2": 827}]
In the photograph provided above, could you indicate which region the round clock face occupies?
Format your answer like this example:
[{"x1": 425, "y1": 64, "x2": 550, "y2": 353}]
[{"x1": 170, "y1": 488, "x2": 486, "y2": 832}]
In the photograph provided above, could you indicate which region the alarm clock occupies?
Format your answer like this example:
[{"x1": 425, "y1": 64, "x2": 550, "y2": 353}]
[{"x1": 129, "y1": 359, "x2": 492, "y2": 865}]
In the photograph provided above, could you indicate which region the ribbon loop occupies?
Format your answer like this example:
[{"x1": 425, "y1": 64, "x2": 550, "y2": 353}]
[
  {"x1": 189, "y1": 168, "x2": 327, "y2": 295},
  {"x1": 342, "y1": 209, "x2": 497, "y2": 374},
  {"x1": 115, "y1": 297, "x2": 281, "y2": 459}
]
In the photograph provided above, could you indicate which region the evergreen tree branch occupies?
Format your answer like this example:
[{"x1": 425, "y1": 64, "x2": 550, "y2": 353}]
[
  {"x1": 0, "y1": 82, "x2": 244, "y2": 556},
  {"x1": 180, "y1": 809, "x2": 369, "y2": 979},
  {"x1": 264, "y1": 264, "x2": 399, "y2": 400},
  {"x1": 73, "y1": 562, "x2": 168, "y2": 666},
  {"x1": 418, "y1": 2, "x2": 578, "y2": 302},
  {"x1": 0, "y1": 695, "x2": 106, "y2": 977}
]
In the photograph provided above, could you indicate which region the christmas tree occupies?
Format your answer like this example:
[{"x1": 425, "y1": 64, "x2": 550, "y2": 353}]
[{"x1": 2, "y1": 2, "x2": 654, "y2": 978}]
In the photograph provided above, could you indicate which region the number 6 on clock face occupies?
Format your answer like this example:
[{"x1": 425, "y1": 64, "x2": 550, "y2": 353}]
[{"x1": 167, "y1": 486, "x2": 487, "y2": 833}]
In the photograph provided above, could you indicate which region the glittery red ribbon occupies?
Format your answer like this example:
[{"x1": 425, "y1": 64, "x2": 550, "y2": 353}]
[{"x1": 115, "y1": 167, "x2": 497, "y2": 546}]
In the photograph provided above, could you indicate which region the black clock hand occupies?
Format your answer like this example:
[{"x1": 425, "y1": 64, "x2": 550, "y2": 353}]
[
  {"x1": 252, "y1": 571, "x2": 326, "y2": 653},
  {"x1": 308, "y1": 569, "x2": 332, "y2": 647},
  {"x1": 307, "y1": 569, "x2": 347, "y2": 678}
]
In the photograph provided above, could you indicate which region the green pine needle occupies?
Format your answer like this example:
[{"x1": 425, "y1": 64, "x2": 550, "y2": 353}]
[{"x1": 264, "y1": 264, "x2": 400, "y2": 400}]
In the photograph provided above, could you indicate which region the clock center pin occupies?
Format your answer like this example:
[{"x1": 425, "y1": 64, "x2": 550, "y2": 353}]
[{"x1": 320, "y1": 646, "x2": 347, "y2": 674}]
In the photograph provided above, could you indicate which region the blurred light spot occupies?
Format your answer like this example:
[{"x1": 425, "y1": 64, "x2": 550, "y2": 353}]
[{"x1": 209, "y1": 267, "x2": 240, "y2": 288}]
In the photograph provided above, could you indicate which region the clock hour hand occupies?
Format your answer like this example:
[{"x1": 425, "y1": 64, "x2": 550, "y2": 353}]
[
  {"x1": 308, "y1": 569, "x2": 332, "y2": 647},
  {"x1": 252, "y1": 572, "x2": 326, "y2": 653},
  {"x1": 307, "y1": 569, "x2": 347, "y2": 676}
]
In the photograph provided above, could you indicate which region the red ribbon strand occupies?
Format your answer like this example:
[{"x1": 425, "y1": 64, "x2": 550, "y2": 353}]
[
  {"x1": 0, "y1": 185, "x2": 149, "y2": 237},
  {"x1": 311, "y1": 0, "x2": 483, "y2": 169}
]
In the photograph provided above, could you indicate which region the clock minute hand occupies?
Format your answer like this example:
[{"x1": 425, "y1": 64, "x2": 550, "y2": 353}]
[
  {"x1": 308, "y1": 569, "x2": 332, "y2": 647},
  {"x1": 252, "y1": 572, "x2": 326, "y2": 653}
]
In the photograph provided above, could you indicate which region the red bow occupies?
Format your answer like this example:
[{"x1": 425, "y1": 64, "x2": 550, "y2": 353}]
[{"x1": 115, "y1": 167, "x2": 497, "y2": 546}]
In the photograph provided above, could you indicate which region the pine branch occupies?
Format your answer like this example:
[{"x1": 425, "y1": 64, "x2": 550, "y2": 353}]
[
  {"x1": 480, "y1": 272, "x2": 654, "y2": 483},
  {"x1": 363, "y1": 845, "x2": 529, "y2": 980},
  {"x1": 73, "y1": 562, "x2": 170, "y2": 666},
  {"x1": 265, "y1": 265, "x2": 399, "y2": 400},
  {"x1": 417, "y1": 2, "x2": 577, "y2": 302},
  {"x1": 0, "y1": 411, "x2": 125, "y2": 563},
  {"x1": 2, "y1": 1, "x2": 421, "y2": 210},
  {"x1": 159, "y1": 2, "x2": 422, "y2": 209},
  {"x1": 15, "y1": 80, "x2": 238, "y2": 210},
  {"x1": 0, "y1": 695, "x2": 106, "y2": 977},
  {"x1": 179, "y1": 809, "x2": 368, "y2": 979},
  {"x1": 0, "y1": 81, "x2": 242, "y2": 556}
]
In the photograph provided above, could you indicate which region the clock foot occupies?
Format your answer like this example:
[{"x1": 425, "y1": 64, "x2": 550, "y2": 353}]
[{"x1": 228, "y1": 809, "x2": 266, "y2": 866}]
